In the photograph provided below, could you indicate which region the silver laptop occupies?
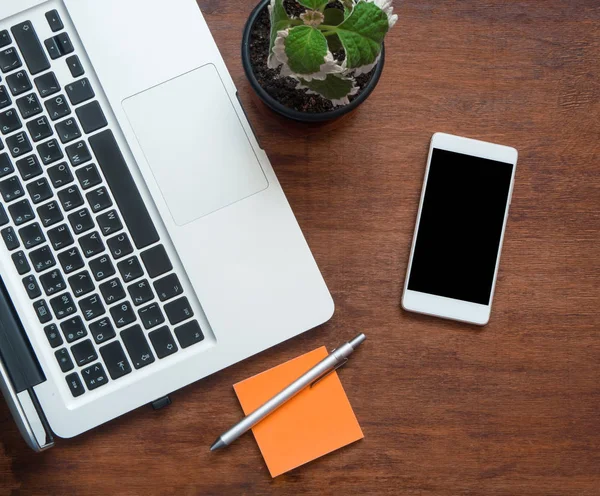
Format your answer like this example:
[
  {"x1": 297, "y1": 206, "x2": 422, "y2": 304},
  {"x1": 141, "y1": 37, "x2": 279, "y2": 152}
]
[{"x1": 0, "y1": 0, "x2": 334, "y2": 451}]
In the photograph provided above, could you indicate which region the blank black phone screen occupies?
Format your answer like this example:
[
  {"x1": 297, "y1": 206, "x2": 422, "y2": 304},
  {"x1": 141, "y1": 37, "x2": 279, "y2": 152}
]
[{"x1": 408, "y1": 149, "x2": 514, "y2": 305}]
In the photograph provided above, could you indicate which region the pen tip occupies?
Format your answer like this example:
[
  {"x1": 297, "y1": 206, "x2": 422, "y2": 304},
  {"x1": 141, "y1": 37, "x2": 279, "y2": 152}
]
[
  {"x1": 349, "y1": 333, "x2": 366, "y2": 349},
  {"x1": 210, "y1": 437, "x2": 226, "y2": 452}
]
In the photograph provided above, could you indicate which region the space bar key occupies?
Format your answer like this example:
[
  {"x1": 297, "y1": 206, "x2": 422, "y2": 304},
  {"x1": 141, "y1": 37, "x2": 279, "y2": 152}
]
[{"x1": 88, "y1": 130, "x2": 160, "y2": 249}]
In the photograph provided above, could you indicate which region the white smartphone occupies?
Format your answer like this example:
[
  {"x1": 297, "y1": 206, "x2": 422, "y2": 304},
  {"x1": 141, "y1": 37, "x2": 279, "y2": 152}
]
[{"x1": 402, "y1": 133, "x2": 518, "y2": 325}]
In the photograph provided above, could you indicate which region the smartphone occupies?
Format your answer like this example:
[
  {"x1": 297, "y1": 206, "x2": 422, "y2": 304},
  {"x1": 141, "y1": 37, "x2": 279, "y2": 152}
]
[{"x1": 402, "y1": 133, "x2": 518, "y2": 325}]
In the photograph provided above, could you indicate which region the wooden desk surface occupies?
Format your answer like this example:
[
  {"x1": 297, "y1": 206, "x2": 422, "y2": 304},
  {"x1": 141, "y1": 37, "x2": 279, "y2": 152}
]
[{"x1": 2, "y1": 1, "x2": 599, "y2": 494}]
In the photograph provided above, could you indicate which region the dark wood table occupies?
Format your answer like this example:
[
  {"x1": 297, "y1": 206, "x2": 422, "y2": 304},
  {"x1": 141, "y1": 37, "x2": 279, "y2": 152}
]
[{"x1": 2, "y1": 1, "x2": 599, "y2": 494}]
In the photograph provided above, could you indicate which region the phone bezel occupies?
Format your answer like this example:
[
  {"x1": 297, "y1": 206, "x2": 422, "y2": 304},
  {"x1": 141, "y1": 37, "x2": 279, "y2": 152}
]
[{"x1": 402, "y1": 133, "x2": 518, "y2": 326}]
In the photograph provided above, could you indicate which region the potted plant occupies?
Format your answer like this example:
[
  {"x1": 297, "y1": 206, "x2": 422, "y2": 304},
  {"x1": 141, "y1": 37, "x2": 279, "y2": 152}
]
[{"x1": 242, "y1": 0, "x2": 398, "y2": 122}]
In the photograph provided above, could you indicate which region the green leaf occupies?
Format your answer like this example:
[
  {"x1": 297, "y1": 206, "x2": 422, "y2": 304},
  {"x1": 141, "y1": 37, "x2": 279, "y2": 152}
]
[
  {"x1": 335, "y1": 1, "x2": 389, "y2": 69},
  {"x1": 298, "y1": 74, "x2": 356, "y2": 102},
  {"x1": 297, "y1": 0, "x2": 329, "y2": 11},
  {"x1": 284, "y1": 25, "x2": 328, "y2": 75},
  {"x1": 269, "y1": 0, "x2": 292, "y2": 54},
  {"x1": 323, "y1": 8, "x2": 344, "y2": 26},
  {"x1": 327, "y1": 33, "x2": 343, "y2": 53}
]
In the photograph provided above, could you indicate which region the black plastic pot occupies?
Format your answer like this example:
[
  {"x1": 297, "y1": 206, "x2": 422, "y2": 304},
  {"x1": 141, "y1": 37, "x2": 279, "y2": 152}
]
[{"x1": 241, "y1": 0, "x2": 385, "y2": 123}]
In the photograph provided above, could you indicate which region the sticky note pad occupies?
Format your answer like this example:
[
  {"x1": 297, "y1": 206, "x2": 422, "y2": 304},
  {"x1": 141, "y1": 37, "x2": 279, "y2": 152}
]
[{"x1": 233, "y1": 346, "x2": 364, "y2": 477}]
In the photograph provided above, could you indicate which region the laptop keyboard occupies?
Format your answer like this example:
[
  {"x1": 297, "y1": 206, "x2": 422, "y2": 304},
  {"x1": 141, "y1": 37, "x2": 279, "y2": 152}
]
[{"x1": 0, "y1": 11, "x2": 204, "y2": 399}]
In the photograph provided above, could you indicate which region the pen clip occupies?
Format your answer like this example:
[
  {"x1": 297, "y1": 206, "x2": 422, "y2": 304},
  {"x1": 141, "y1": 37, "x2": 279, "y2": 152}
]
[{"x1": 310, "y1": 357, "x2": 348, "y2": 389}]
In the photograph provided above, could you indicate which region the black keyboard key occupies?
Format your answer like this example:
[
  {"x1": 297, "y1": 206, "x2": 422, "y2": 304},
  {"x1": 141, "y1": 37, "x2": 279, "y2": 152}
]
[
  {"x1": 16, "y1": 93, "x2": 42, "y2": 119},
  {"x1": 0, "y1": 31, "x2": 10, "y2": 49},
  {"x1": 57, "y1": 185, "x2": 83, "y2": 211},
  {"x1": 47, "y1": 223, "x2": 73, "y2": 250},
  {"x1": 0, "y1": 86, "x2": 10, "y2": 109},
  {"x1": 44, "y1": 323, "x2": 63, "y2": 348},
  {"x1": 30, "y1": 245, "x2": 55, "y2": 272},
  {"x1": 76, "y1": 163, "x2": 101, "y2": 190},
  {"x1": 90, "y1": 317, "x2": 116, "y2": 345},
  {"x1": 66, "y1": 55, "x2": 84, "y2": 78},
  {"x1": 0, "y1": 153, "x2": 12, "y2": 177},
  {"x1": 66, "y1": 78, "x2": 94, "y2": 105},
  {"x1": 76, "y1": 101, "x2": 107, "y2": 134},
  {"x1": 71, "y1": 339, "x2": 97, "y2": 367},
  {"x1": 11, "y1": 250, "x2": 30, "y2": 274},
  {"x1": 79, "y1": 231, "x2": 104, "y2": 258},
  {"x1": 8, "y1": 198, "x2": 34, "y2": 225},
  {"x1": 55, "y1": 348, "x2": 74, "y2": 372},
  {"x1": 117, "y1": 256, "x2": 143, "y2": 283},
  {"x1": 56, "y1": 117, "x2": 81, "y2": 144},
  {"x1": 0, "y1": 204, "x2": 7, "y2": 226},
  {"x1": 6, "y1": 131, "x2": 32, "y2": 158},
  {"x1": 18, "y1": 222, "x2": 45, "y2": 249},
  {"x1": 66, "y1": 140, "x2": 91, "y2": 166},
  {"x1": 140, "y1": 245, "x2": 172, "y2": 279},
  {"x1": 27, "y1": 115, "x2": 53, "y2": 142},
  {"x1": 16, "y1": 155, "x2": 42, "y2": 180},
  {"x1": 68, "y1": 270, "x2": 94, "y2": 298},
  {"x1": 0, "y1": 138, "x2": 3, "y2": 150},
  {"x1": 55, "y1": 33, "x2": 74, "y2": 56},
  {"x1": 45, "y1": 94, "x2": 70, "y2": 121},
  {"x1": 138, "y1": 302, "x2": 164, "y2": 330},
  {"x1": 107, "y1": 232, "x2": 133, "y2": 260},
  {"x1": 0, "y1": 175, "x2": 13, "y2": 203},
  {"x1": 51, "y1": 292, "x2": 76, "y2": 319},
  {"x1": 89, "y1": 254, "x2": 115, "y2": 281},
  {"x1": 44, "y1": 37, "x2": 60, "y2": 60},
  {"x1": 110, "y1": 300, "x2": 136, "y2": 328},
  {"x1": 22, "y1": 274, "x2": 41, "y2": 299},
  {"x1": 48, "y1": 162, "x2": 73, "y2": 188},
  {"x1": 128, "y1": 279, "x2": 153, "y2": 307},
  {"x1": 45, "y1": 10, "x2": 64, "y2": 33},
  {"x1": 27, "y1": 177, "x2": 53, "y2": 204},
  {"x1": 34, "y1": 72, "x2": 60, "y2": 98},
  {"x1": 99, "y1": 278, "x2": 125, "y2": 305},
  {"x1": 60, "y1": 316, "x2": 86, "y2": 343},
  {"x1": 97, "y1": 210, "x2": 122, "y2": 237},
  {"x1": 81, "y1": 363, "x2": 108, "y2": 390},
  {"x1": 86, "y1": 186, "x2": 112, "y2": 213},
  {"x1": 100, "y1": 341, "x2": 131, "y2": 379},
  {"x1": 0, "y1": 47, "x2": 21, "y2": 73},
  {"x1": 149, "y1": 326, "x2": 178, "y2": 359},
  {"x1": 68, "y1": 208, "x2": 94, "y2": 235},
  {"x1": 37, "y1": 200, "x2": 63, "y2": 227},
  {"x1": 11, "y1": 22, "x2": 50, "y2": 75},
  {"x1": 39, "y1": 268, "x2": 66, "y2": 296},
  {"x1": 89, "y1": 130, "x2": 160, "y2": 249},
  {"x1": 33, "y1": 299, "x2": 52, "y2": 323},
  {"x1": 164, "y1": 297, "x2": 194, "y2": 325},
  {"x1": 0, "y1": 108, "x2": 21, "y2": 134},
  {"x1": 37, "y1": 138, "x2": 63, "y2": 164},
  {"x1": 65, "y1": 372, "x2": 85, "y2": 398},
  {"x1": 120, "y1": 325, "x2": 154, "y2": 369},
  {"x1": 6, "y1": 70, "x2": 32, "y2": 96},
  {"x1": 58, "y1": 247, "x2": 83, "y2": 274},
  {"x1": 174, "y1": 320, "x2": 204, "y2": 349},
  {"x1": 2, "y1": 226, "x2": 19, "y2": 250}
]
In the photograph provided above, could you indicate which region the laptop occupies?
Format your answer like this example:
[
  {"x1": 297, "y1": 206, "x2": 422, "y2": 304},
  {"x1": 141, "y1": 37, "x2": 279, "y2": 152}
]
[{"x1": 0, "y1": 0, "x2": 334, "y2": 451}]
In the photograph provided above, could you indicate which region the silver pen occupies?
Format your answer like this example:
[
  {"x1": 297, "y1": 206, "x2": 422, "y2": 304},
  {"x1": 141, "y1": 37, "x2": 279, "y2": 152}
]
[{"x1": 210, "y1": 333, "x2": 366, "y2": 451}]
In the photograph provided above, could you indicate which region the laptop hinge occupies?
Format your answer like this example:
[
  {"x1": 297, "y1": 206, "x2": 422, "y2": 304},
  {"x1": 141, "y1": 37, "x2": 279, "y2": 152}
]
[
  {"x1": 0, "y1": 276, "x2": 54, "y2": 450},
  {"x1": 0, "y1": 276, "x2": 45, "y2": 392}
]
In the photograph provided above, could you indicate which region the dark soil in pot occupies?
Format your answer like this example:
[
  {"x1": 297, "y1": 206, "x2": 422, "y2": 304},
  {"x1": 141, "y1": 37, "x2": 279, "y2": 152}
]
[{"x1": 245, "y1": 0, "x2": 383, "y2": 117}]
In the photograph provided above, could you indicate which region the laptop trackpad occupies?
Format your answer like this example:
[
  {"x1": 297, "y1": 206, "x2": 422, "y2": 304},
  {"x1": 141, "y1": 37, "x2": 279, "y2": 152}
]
[{"x1": 122, "y1": 64, "x2": 268, "y2": 226}]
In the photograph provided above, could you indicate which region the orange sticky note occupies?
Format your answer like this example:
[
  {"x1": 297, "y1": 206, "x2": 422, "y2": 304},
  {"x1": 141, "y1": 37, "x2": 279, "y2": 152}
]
[{"x1": 233, "y1": 346, "x2": 363, "y2": 477}]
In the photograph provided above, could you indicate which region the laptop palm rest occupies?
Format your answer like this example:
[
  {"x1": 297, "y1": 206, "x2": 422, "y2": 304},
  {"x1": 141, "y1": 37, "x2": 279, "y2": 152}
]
[{"x1": 122, "y1": 64, "x2": 268, "y2": 226}]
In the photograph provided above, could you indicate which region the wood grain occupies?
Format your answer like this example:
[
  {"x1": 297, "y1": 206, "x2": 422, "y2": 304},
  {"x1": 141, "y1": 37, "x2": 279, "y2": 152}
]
[{"x1": 2, "y1": 1, "x2": 599, "y2": 494}]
